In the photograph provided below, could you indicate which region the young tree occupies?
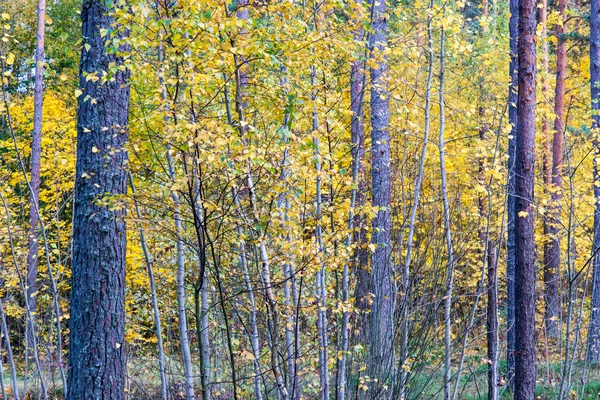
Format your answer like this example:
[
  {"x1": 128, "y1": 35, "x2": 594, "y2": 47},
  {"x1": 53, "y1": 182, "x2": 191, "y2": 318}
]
[
  {"x1": 514, "y1": 0, "x2": 537, "y2": 397},
  {"x1": 367, "y1": 0, "x2": 394, "y2": 395},
  {"x1": 26, "y1": 0, "x2": 45, "y2": 372},
  {"x1": 67, "y1": 0, "x2": 130, "y2": 398}
]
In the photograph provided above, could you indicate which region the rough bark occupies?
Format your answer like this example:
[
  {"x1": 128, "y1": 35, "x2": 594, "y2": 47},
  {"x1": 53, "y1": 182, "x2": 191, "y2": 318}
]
[
  {"x1": 367, "y1": 0, "x2": 394, "y2": 395},
  {"x1": 586, "y1": 0, "x2": 600, "y2": 364},
  {"x1": 67, "y1": 0, "x2": 130, "y2": 397},
  {"x1": 514, "y1": 0, "x2": 537, "y2": 397},
  {"x1": 506, "y1": 0, "x2": 519, "y2": 388},
  {"x1": 544, "y1": 0, "x2": 568, "y2": 340}
]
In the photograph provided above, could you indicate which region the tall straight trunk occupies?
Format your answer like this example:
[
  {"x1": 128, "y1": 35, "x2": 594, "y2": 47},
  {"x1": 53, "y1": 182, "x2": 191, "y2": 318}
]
[
  {"x1": 487, "y1": 245, "x2": 498, "y2": 400},
  {"x1": 128, "y1": 173, "x2": 168, "y2": 400},
  {"x1": 26, "y1": 0, "x2": 45, "y2": 367},
  {"x1": 67, "y1": 0, "x2": 130, "y2": 398},
  {"x1": 438, "y1": 19, "x2": 455, "y2": 400},
  {"x1": 514, "y1": 0, "x2": 537, "y2": 397},
  {"x1": 506, "y1": 0, "x2": 519, "y2": 388},
  {"x1": 544, "y1": 0, "x2": 568, "y2": 340},
  {"x1": 586, "y1": 0, "x2": 600, "y2": 363},
  {"x1": 367, "y1": 0, "x2": 394, "y2": 396},
  {"x1": 339, "y1": 23, "x2": 366, "y2": 400},
  {"x1": 311, "y1": 65, "x2": 330, "y2": 400}
]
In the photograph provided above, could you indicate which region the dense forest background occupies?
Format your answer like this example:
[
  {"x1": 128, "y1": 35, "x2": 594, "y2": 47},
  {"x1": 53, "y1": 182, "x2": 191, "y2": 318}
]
[{"x1": 0, "y1": 0, "x2": 599, "y2": 398}]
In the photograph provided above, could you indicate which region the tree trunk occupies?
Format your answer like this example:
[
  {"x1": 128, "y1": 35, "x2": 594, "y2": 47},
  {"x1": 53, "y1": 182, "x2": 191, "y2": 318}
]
[
  {"x1": 586, "y1": 0, "x2": 600, "y2": 364},
  {"x1": 506, "y1": 0, "x2": 519, "y2": 389},
  {"x1": 367, "y1": 0, "x2": 394, "y2": 395},
  {"x1": 67, "y1": 1, "x2": 130, "y2": 398},
  {"x1": 514, "y1": 0, "x2": 537, "y2": 397},
  {"x1": 544, "y1": 0, "x2": 568, "y2": 340},
  {"x1": 438, "y1": 18, "x2": 455, "y2": 400},
  {"x1": 26, "y1": 0, "x2": 45, "y2": 376},
  {"x1": 128, "y1": 173, "x2": 168, "y2": 400},
  {"x1": 487, "y1": 244, "x2": 498, "y2": 400}
]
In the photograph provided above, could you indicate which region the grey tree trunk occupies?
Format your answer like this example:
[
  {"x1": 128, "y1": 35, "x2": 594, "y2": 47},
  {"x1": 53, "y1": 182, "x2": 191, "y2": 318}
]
[
  {"x1": 311, "y1": 65, "x2": 330, "y2": 400},
  {"x1": 26, "y1": 0, "x2": 45, "y2": 374},
  {"x1": 514, "y1": 0, "x2": 537, "y2": 397},
  {"x1": 166, "y1": 150, "x2": 196, "y2": 400},
  {"x1": 586, "y1": 0, "x2": 600, "y2": 364},
  {"x1": 506, "y1": 0, "x2": 519, "y2": 388},
  {"x1": 128, "y1": 173, "x2": 168, "y2": 400},
  {"x1": 67, "y1": 0, "x2": 130, "y2": 397},
  {"x1": 399, "y1": 2, "x2": 434, "y2": 396},
  {"x1": 367, "y1": 0, "x2": 394, "y2": 396},
  {"x1": 487, "y1": 245, "x2": 498, "y2": 400},
  {"x1": 438, "y1": 19, "x2": 455, "y2": 400}
]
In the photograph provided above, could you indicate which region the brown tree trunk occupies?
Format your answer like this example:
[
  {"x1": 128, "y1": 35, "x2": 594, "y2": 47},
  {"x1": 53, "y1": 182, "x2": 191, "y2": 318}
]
[
  {"x1": 514, "y1": 0, "x2": 537, "y2": 397},
  {"x1": 544, "y1": 0, "x2": 568, "y2": 340},
  {"x1": 67, "y1": 0, "x2": 130, "y2": 398}
]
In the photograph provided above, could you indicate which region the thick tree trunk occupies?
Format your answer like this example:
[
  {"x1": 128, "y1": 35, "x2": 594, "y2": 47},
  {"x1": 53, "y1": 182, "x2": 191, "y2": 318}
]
[
  {"x1": 586, "y1": 0, "x2": 600, "y2": 364},
  {"x1": 514, "y1": 0, "x2": 537, "y2": 397},
  {"x1": 367, "y1": 0, "x2": 394, "y2": 396},
  {"x1": 506, "y1": 0, "x2": 519, "y2": 388},
  {"x1": 544, "y1": 0, "x2": 568, "y2": 340},
  {"x1": 67, "y1": 0, "x2": 130, "y2": 398}
]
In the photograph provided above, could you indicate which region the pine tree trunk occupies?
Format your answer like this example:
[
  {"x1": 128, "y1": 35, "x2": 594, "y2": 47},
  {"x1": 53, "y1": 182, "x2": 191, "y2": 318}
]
[
  {"x1": 67, "y1": 0, "x2": 130, "y2": 398},
  {"x1": 544, "y1": 0, "x2": 568, "y2": 340},
  {"x1": 586, "y1": 0, "x2": 600, "y2": 364},
  {"x1": 514, "y1": 0, "x2": 537, "y2": 397}
]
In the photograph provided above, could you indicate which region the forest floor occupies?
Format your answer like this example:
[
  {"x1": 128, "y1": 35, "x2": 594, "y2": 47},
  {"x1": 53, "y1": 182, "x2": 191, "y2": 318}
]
[{"x1": 8, "y1": 359, "x2": 600, "y2": 399}]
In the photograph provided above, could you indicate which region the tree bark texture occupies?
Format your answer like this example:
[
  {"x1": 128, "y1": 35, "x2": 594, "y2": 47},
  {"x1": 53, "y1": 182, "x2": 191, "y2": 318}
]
[
  {"x1": 514, "y1": 0, "x2": 537, "y2": 397},
  {"x1": 367, "y1": 0, "x2": 394, "y2": 396},
  {"x1": 67, "y1": 0, "x2": 130, "y2": 398}
]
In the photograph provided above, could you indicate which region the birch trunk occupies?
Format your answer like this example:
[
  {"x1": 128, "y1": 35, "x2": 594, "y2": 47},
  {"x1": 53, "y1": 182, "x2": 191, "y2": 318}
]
[{"x1": 438, "y1": 19, "x2": 455, "y2": 400}]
